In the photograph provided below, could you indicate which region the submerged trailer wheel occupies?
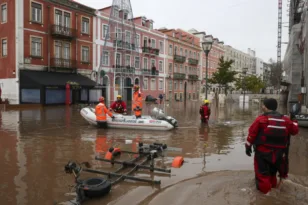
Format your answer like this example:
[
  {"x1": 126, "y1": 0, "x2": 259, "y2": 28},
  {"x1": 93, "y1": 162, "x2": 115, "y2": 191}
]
[{"x1": 82, "y1": 177, "x2": 112, "y2": 198}]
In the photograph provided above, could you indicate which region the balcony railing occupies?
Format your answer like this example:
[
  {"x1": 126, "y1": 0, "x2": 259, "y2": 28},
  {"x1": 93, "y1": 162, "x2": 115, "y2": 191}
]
[
  {"x1": 114, "y1": 65, "x2": 136, "y2": 74},
  {"x1": 173, "y1": 73, "x2": 186, "y2": 80},
  {"x1": 188, "y1": 74, "x2": 198, "y2": 80},
  {"x1": 141, "y1": 69, "x2": 159, "y2": 76},
  {"x1": 142, "y1": 47, "x2": 160, "y2": 56},
  {"x1": 50, "y1": 58, "x2": 77, "y2": 70},
  {"x1": 51, "y1": 25, "x2": 77, "y2": 39},
  {"x1": 113, "y1": 40, "x2": 136, "y2": 50},
  {"x1": 174, "y1": 55, "x2": 186, "y2": 63},
  {"x1": 188, "y1": 58, "x2": 199, "y2": 65}
]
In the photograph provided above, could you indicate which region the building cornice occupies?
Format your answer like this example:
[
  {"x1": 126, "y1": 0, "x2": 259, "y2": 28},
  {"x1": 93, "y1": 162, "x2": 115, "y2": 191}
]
[{"x1": 44, "y1": 0, "x2": 96, "y2": 16}]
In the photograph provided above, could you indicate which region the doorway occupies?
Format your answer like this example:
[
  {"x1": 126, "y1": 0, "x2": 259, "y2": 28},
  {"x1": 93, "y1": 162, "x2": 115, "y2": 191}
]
[{"x1": 124, "y1": 77, "x2": 132, "y2": 102}]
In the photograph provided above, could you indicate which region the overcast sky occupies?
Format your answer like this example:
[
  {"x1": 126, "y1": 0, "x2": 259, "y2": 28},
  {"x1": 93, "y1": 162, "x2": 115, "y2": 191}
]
[{"x1": 76, "y1": 0, "x2": 289, "y2": 63}]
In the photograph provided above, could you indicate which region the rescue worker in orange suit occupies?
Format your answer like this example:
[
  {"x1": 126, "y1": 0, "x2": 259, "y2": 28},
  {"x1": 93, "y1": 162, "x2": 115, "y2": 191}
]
[
  {"x1": 95, "y1": 96, "x2": 114, "y2": 128},
  {"x1": 199, "y1": 99, "x2": 211, "y2": 123},
  {"x1": 110, "y1": 95, "x2": 127, "y2": 114},
  {"x1": 132, "y1": 85, "x2": 143, "y2": 118},
  {"x1": 245, "y1": 98, "x2": 299, "y2": 194}
]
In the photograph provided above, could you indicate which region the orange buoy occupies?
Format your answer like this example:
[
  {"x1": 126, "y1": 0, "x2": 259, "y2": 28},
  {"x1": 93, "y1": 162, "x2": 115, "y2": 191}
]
[{"x1": 172, "y1": 156, "x2": 184, "y2": 168}]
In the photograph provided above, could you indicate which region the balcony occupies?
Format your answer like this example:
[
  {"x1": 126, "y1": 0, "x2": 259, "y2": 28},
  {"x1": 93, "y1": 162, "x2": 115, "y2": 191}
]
[
  {"x1": 114, "y1": 65, "x2": 136, "y2": 74},
  {"x1": 113, "y1": 40, "x2": 136, "y2": 50},
  {"x1": 51, "y1": 25, "x2": 77, "y2": 39},
  {"x1": 173, "y1": 73, "x2": 186, "y2": 80},
  {"x1": 142, "y1": 47, "x2": 160, "y2": 56},
  {"x1": 188, "y1": 58, "x2": 199, "y2": 65},
  {"x1": 174, "y1": 55, "x2": 186, "y2": 63},
  {"x1": 188, "y1": 74, "x2": 198, "y2": 81},
  {"x1": 50, "y1": 58, "x2": 77, "y2": 71},
  {"x1": 141, "y1": 69, "x2": 159, "y2": 76}
]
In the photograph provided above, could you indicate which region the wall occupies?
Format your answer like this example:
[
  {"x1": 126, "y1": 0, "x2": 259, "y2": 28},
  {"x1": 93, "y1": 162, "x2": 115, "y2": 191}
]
[
  {"x1": 283, "y1": 24, "x2": 302, "y2": 103},
  {"x1": 0, "y1": 79, "x2": 19, "y2": 104},
  {"x1": 0, "y1": 0, "x2": 16, "y2": 79}
]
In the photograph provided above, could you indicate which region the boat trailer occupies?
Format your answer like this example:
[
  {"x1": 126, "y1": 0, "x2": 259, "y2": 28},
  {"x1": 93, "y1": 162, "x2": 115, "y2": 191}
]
[{"x1": 64, "y1": 142, "x2": 184, "y2": 204}]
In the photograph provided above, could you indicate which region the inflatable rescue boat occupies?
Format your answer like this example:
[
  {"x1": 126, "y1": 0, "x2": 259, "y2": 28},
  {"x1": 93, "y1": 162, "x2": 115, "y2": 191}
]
[{"x1": 80, "y1": 107, "x2": 178, "y2": 131}]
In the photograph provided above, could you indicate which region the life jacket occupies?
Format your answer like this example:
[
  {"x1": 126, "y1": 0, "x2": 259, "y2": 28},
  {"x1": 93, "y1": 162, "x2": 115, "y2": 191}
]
[
  {"x1": 95, "y1": 103, "x2": 110, "y2": 121},
  {"x1": 132, "y1": 91, "x2": 142, "y2": 111},
  {"x1": 255, "y1": 112, "x2": 289, "y2": 148},
  {"x1": 114, "y1": 101, "x2": 124, "y2": 112}
]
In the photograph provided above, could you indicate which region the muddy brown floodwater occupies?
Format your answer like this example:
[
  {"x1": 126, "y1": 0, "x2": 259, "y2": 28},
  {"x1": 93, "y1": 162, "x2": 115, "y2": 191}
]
[{"x1": 0, "y1": 101, "x2": 308, "y2": 205}]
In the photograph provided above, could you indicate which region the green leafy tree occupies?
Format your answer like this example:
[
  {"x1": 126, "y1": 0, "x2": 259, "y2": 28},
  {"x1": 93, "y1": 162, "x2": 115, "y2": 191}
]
[
  {"x1": 235, "y1": 75, "x2": 265, "y2": 93},
  {"x1": 207, "y1": 57, "x2": 237, "y2": 94}
]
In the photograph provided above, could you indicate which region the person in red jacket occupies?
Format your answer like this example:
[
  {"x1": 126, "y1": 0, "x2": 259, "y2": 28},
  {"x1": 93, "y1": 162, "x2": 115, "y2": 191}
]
[
  {"x1": 199, "y1": 99, "x2": 211, "y2": 123},
  {"x1": 110, "y1": 95, "x2": 127, "y2": 114},
  {"x1": 245, "y1": 98, "x2": 299, "y2": 194}
]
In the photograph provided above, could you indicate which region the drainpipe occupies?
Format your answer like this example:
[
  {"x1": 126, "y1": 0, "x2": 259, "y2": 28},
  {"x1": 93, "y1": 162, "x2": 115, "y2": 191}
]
[
  {"x1": 47, "y1": 5, "x2": 50, "y2": 72},
  {"x1": 76, "y1": 13, "x2": 78, "y2": 74}
]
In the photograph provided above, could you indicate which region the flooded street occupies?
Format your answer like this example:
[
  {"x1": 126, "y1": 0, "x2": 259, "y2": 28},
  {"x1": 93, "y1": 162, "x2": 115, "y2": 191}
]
[{"x1": 1, "y1": 101, "x2": 308, "y2": 205}]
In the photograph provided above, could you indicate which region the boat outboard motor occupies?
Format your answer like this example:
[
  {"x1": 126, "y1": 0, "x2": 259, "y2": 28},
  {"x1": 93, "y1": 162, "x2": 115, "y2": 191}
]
[{"x1": 151, "y1": 107, "x2": 178, "y2": 127}]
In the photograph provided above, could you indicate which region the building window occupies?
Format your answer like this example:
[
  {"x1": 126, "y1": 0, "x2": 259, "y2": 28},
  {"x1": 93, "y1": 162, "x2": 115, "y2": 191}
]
[
  {"x1": 168, "y1": 63, "x2": 172, "y2": 73},
  {"x1": 135, "y1": 57, "x2": 140, "y2": 68},
  {"x1": 113, "y1": 7, "x2": 119, "y2": 18},
  {"x1": 125, "y1": 55, "x2": 131, "y2": 66},
  {"x1": 143, "y1": 58, "x2": 148, "y2": 69},
  {"x1": 116, "y1": 28, "x2": 122, "y2": 40},
  {"x1": 174, "y1": 82, "x2": 177, "y2": 90},
  {"x1": 169, "y1": 45, "x2": 173, "y2": 55},
  {"x1": 31, "y1": 37, "x2": 42, "y2": 57},
  {"x1": 151, "y1": 39, "x2": 156, "y2": 48},
  {"x1": 135, "y1": 34, "x2": 140, "y2": 50},
  {"x1": 31, "y1": 2, "x2": 42, "y2": 23},
  {"x1": 81, "y1": 46, "x2": 89, "y2": 62},
  {"x1": 1, "y1": 3, "x2": 7, "y2": 23},
  {"x1": 185, "y1": 49, "x2": 187, "y2": 57},
  {"x1": 180, "y1": 48, "x2": 183, "y2": 56},
  {"x1": 174, "y1": 64, "x2": 177, "y2": 72},
  {"x1": 102, "y1": 51, "x2": 109, "y2": 66},
  {"x1": 116, "y1": 53, "x2": 121, "y2": 65},
  {"x1": 159, "y1": 80, "x2": 163, "y2": 90},
  {"x1": 123, "y1": 12, "x2": 128, "y2": 20},
  {"x1": 102, "y1": 25, "x2": 109, "y2": 39},
  {"x1": 194, "y1": 52, "x2": 196, "y2": 59},
  {"x1": 81, "y1": 17, "x2": 90, "y2": 34},
  {"x1": 180, "y1": 81, "x2": 183, "y2": 90},
  {"x1": 1, "y1": 39, "x2": 7, "y2": 57},
  {"x1": 55, "y1": 10, "x2": 70, "y2": 28},
  {"x1": 151, "y1": 59, "x2": 155, "y2": 68},
  {"x1": 159, "y1": 61, "x2": 163, "y2": 72},
  {"x1": 149, "y1": 22, "x2": 153, "y2": 30},
  {"x1": 125, "y1": 31, "x2": 131, "y2": 44},
  {"x1": 159, "y1": 41, "x2": 163, "y2": 53},
  {"x1": 143, "y1": 78, "x2": 148, "y2": 90},
  {"x1": 168, "y1": 80, "x2": 172, "y2": 90},
  {"x1": 185, "y1": 66, "x2": 187, "y2": 73},
  {"x1": 197, "y1": 53, "x2": 200, "y2": 60},
  {"x1": 189, "y1": 51, "x2": 192, "y2": 58},
  {"x1": 151, "y1": 79, "x2": 156, "y2": 90}
]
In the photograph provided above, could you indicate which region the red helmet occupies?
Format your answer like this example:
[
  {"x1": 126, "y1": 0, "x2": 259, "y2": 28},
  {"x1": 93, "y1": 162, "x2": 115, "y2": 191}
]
[{"x1": 99, "y1": 96, "x2": 105, "y2": 102}]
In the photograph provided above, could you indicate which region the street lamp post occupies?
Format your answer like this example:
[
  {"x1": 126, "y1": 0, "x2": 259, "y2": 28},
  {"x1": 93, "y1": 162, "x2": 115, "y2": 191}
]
[
  {"x1": 242, "y1": 67, "x2": 248, "y2": 109},
  {"x1": 202, "y1": 36, "x2": 213, "y2": 100}
]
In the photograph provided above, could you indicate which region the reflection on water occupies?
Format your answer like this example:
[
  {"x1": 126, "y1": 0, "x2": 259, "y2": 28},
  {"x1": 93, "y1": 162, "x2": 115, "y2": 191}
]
[{"x1": 0, "y1": 101, "x2": 307, "y2": 205}]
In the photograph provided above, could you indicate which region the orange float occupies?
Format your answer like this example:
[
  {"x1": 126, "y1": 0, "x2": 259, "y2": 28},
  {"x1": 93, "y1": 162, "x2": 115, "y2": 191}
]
[{"x1": 172, "y1": 156, "x2": 184, "y2": 168}]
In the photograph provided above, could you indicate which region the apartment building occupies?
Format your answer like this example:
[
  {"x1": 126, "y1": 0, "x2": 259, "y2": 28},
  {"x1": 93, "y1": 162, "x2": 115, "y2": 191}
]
[
  {"x1": 223, "y1": 45, "x2": 254, "y2": 74},
  {"x1": 159, "y1": 28, "x2": 201, "y2": 101},
  {"x1": 0, "y1": 0, "x2": 96, "y2": 104},
  {"x1": 94, "y1": 5, "x2": 166, "y2": 103}
]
